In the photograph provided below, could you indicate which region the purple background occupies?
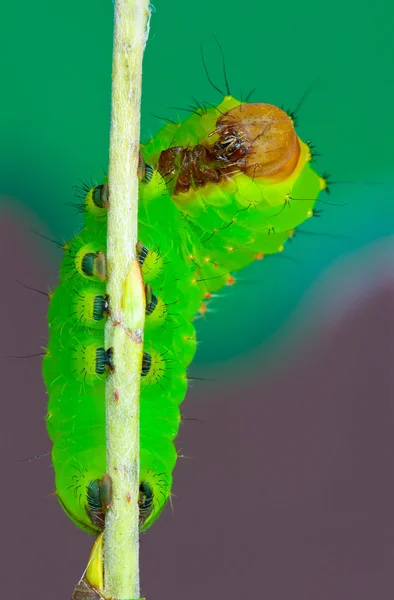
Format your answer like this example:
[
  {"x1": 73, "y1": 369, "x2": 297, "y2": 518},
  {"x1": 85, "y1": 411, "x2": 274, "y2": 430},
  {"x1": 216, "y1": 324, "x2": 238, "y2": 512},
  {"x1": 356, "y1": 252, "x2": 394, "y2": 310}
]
[{"x1": 1, "y1": 209, "x2": 394, "y2": 599}]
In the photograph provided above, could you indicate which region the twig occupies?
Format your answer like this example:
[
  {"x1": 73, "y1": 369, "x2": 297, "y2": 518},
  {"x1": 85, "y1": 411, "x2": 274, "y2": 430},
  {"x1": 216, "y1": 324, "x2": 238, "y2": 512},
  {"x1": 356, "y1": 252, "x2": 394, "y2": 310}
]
[{"x1": 104, "y1": 1, "x2": 150, "y2": 598}]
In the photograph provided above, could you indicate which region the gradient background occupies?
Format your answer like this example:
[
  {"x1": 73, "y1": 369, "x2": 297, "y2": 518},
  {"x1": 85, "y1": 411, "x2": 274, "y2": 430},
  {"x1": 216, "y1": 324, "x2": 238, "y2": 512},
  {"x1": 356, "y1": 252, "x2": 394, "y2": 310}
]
[{"x1": 1, "y1": 0, "x2": 394, "y2": 598}]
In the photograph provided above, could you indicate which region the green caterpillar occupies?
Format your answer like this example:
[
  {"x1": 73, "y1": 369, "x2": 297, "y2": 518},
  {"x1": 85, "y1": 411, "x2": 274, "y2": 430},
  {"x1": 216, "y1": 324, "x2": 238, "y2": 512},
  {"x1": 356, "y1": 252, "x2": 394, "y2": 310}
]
[{"x1": 43, "y1": 95, "x2": 326, "y2": 535}]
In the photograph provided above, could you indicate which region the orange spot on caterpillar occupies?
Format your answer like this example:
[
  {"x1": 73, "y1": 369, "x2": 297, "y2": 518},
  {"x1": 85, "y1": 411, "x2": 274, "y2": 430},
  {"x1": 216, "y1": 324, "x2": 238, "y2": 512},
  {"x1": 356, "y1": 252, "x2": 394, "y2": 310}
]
[
  {"x1": 213, "y1": 263, "x2": 219, "y2": 268},
  {"x1": 126, "y1": 490, "x2": 131, "y2": 503},
  {"x1": 226, "y1": 275, "x2": 236, "y2": 286},
  {"x1": 114, "y1": 389, "x2": 120, "y2": 403},
  {"x1": 198, "y1": 303, "x2": 208, "y2": 316},
  {"x1": 255, "y1": 252, "x2": 264, "y2": 260},
  {"x1": 204, "y1": 292, "x2": 211, "y2": 299}
]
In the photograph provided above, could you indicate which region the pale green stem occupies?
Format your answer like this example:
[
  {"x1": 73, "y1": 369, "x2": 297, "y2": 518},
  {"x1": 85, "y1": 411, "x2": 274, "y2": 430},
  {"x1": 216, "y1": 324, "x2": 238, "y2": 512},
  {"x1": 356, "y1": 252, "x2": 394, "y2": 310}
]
[{"x1": 104, "y1": 1, "x2": 150, "y2": 599}]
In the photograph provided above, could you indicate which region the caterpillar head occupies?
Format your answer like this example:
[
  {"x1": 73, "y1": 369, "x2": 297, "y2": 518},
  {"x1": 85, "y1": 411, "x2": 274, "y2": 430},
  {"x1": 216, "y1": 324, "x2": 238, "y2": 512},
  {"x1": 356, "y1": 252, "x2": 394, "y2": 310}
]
[
  {"x1": 213, "y1": 103, "x2": 300, "y2": 181},
  {"x1": 156, "y1": 99, "x2": 302, "y2": 196}
]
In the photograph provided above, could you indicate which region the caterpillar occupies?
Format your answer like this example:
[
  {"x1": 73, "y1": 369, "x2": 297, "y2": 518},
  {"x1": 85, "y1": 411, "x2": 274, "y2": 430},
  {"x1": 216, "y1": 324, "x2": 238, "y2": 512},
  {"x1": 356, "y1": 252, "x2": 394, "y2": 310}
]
[{"x1": 43, "y1": 94, "x2": 326, "y2": 536}]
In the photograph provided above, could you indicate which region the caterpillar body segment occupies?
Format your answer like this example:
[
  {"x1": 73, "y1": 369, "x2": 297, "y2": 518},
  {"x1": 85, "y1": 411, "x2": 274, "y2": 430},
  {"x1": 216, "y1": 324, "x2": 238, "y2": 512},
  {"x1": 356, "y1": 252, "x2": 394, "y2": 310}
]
[{"x1": 44, "y1": 95, "x2": 324, "y2": 534}]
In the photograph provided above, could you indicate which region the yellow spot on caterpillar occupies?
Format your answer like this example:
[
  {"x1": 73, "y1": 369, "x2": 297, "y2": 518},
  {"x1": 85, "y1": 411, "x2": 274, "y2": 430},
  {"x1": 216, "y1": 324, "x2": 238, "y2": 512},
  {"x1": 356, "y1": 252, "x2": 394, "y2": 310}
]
[
  {"x1": 140, "y1": 246, "x2": 164, "y2": 282},
  {"x1": 319, "y1": 177, "x2": 327, "y2": 191},
  {"x1": 204, "y1": 257, "x2": 211, "y2": 263},
  {"x1": 83, "y1": 345, "x2": 100, "y2": 376},
  {"x1": 278, "y1": 245, "x2": 284, "y2": 252},
  {"x1": 307, "y1": 209, "x2": 313, "y2": 218}
]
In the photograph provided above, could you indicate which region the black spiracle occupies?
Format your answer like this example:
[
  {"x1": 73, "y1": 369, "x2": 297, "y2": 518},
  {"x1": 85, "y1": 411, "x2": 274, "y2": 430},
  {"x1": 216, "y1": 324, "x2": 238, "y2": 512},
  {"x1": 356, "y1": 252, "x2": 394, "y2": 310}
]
[
  {"x1": 86, "y1": 479, "x2": 101, "y2": 512},
  {"x1": 95, "y1": 347, "x2": 113, "y2": 375},
  {"x1": 143, "y1": 163, "x2": 154, "y2": 183},
  {"x1": 92, "y1": 183, "x2": 108, "y2": 209},
  {"x1": 93, "y1": 294, "x2": 109, "y2": 321},
  {"x1": 139, "y1": 481, "x2": 154, "y2": 525},
  {"x1": 146, "y1": 293, "x2": 158, "y2": 315},
  {"x1": 141, "y1": 352, "x2": 151, "y2": 376},
  {"x1": 81, "y1": 252, "x2": 97, "y2": 277},
  {"x1": 86, "y1": 479, "x2": 105, "y2": 530},
  {"x1": 136, "y1": 242, "x2": 149, "y2": 266}
]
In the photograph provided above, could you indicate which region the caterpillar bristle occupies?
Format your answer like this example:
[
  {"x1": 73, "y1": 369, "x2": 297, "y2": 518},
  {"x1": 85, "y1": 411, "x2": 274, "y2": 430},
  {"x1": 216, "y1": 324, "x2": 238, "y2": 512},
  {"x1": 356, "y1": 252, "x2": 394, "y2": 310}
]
[{"x1": 16, "y1": 280, "x2": 49, "y2": 297}]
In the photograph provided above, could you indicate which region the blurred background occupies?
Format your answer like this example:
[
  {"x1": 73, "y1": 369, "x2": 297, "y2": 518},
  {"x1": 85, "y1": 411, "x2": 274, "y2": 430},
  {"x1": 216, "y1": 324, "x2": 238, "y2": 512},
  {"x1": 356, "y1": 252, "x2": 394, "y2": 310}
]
[{"x1": 1, "y1": 0, "x2": 393, "y2": 598}]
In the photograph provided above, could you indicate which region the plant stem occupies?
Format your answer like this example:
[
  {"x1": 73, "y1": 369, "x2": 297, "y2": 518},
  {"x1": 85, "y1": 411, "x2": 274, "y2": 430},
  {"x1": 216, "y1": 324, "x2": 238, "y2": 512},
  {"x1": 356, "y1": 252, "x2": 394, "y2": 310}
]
[{"x1": 104, "y1": 1, "x2": 150, "y2": 598}]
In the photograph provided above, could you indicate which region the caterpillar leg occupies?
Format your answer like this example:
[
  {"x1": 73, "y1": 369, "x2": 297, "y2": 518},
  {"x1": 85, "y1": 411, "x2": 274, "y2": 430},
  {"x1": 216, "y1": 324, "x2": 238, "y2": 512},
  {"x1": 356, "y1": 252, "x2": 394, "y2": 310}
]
[{"x1": 86, "y1": 474, "x2": 113, "y2": 530}]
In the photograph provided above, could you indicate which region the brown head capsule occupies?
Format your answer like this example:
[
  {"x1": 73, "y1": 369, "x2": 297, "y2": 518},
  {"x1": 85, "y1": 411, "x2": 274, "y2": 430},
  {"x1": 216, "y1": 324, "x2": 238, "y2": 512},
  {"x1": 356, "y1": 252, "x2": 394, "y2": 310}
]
[{"x1": 213, "y1": 103, "x2": 300, "y2": 181}]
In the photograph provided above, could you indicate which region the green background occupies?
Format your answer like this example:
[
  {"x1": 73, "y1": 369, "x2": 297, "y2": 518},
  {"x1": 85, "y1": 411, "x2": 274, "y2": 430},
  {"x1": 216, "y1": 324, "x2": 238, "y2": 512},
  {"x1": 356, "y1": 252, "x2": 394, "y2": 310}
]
[
  {"x1": 1, "y1": 0, "x2": 393, "y2": 366},
  {"x1": 1, "y1": 4, "x2": 394, "y2": 599}
]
